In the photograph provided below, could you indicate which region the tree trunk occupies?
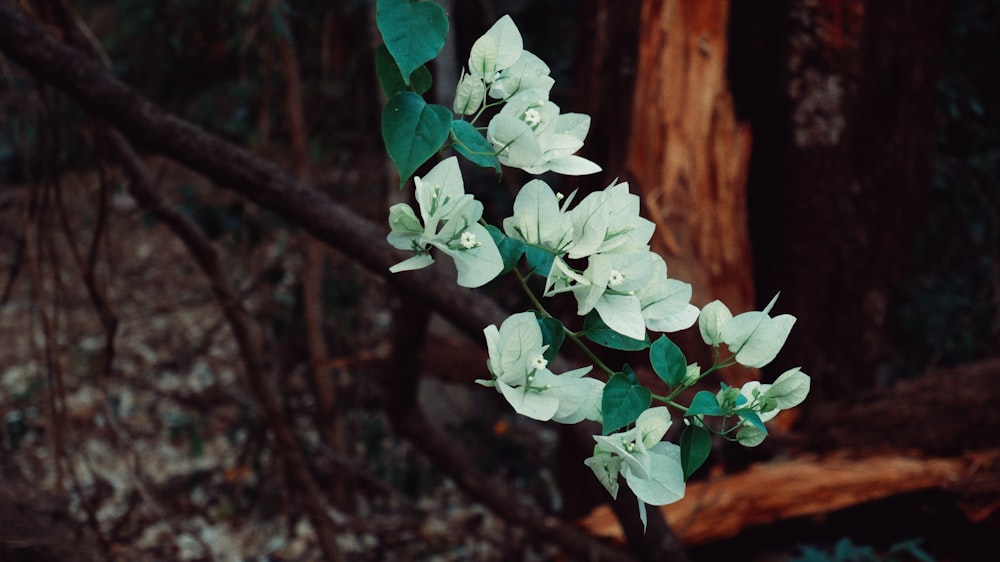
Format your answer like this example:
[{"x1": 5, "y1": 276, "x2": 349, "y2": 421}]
[
  {"x1": 626, "y1": 0, "x2": 756, "y2": 383},
  {"x1": 732, "y1": 0, "x2": 945, "y2": 400}
]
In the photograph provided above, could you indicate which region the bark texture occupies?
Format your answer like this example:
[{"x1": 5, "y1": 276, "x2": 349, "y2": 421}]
[
  {"x1": 734, "y1": 0, "x2": 945, "y2": 400},
  {"x1": 627, "y1": 0, "x2": 755, "y2": 316}
]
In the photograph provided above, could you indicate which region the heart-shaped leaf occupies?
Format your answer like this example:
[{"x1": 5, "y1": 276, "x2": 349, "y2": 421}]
[
  {"x1": 685, "y1": 391, "x2": 727, "y2": 417},
  {"x1": 601, "y1": 373, "x2": 651, "y2": 434},
  {"x1": 680, "y1": 424, "x2": 711, "y2": 480},
  {"x1": 375, "y1": 43, "x2": 432, "y2": 96},
  {"x1": 650, "y1": 336, "x2": 686, "y2": 387},
  {"x1": 382, "y1": 92, "x2": 451, "y2": 185},
  {"x1": 451, "y1": 120, "x2": 501, "y2": 173},
  {"x1": 376, "y1": 0, "x2": 448, "y2": 85},
  {"x1": 484, "y1": 224, "x2": 525, "y2": 274}
]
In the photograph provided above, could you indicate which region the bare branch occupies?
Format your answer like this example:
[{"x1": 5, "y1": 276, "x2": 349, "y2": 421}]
[{"x1": 0, "y1": 3, "x2": 508, "y2": 344}]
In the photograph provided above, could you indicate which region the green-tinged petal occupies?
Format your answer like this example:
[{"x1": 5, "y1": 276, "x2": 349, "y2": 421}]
[
  {"x1": 622, "y1": 441, "x2": 685, "y2": 506},
  {"x1": 764, "y1": 367, "x2": 811, "y2": 409},
  {"x1": 595, "y1": 431, "x2": 651, "y2": 480},
  {"x1": 542, "y1": 155, "x2": 602, "y2": 175},
  {"x1": 440, "y1": 223, "x2": 504, "y2": 288},
  {"x1": 468, "y1": 15, "x2": 523, "y2": 80},
  {"x1": 389, "y1": 253, "x2": 434, "y2": 273},
  {"x1": 641, "y1": 279, "x2": 699, "y2": 333},
  {"x1": 489, "y1": 50, "x2": 554, "y2": 100},
  {"x1": 453, "y1": 73, "x2": 486, "y2": 115},
  {"x1": 736, "y1": 424, "x2": 767, "y2": 447},
  {"x1": 386, "y1": 203, "x2": 424, "y2": 250},
  {"x1": 699, "y1": 300, "x2": 732, "y2": 346},
  {"x1": 725, "y1": 313, "x2": 796, "y2": 368},
  {"x1": 497, "y1": 380, "x2": 559, "y2": 421},
  {"x1": 595, "y1": 294, "x2": 646, "y2": 341},
  {"x1": 584, "y1": 451, "x2": 622, "y2": 499},
  {"x1": 635, "y1": 406, "x2": 672, "y2": 449},
  {"x1": 502, "y1": 179, "x2": 570, "y2": 249},
  {"x1": 488, "y1": 114, "x2": 542, "y2": 168},
  {"x1": 537, "y1": 368, "x2": 603, "y2": 424},
  {"x1": 496, "y1": 311, "x2": 545, "y2": 380},
  {"x1": 414, "y1": 156, "x2": 467, "y2": 224}
]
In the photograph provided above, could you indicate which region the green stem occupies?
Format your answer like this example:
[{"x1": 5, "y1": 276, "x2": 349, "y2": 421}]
[
  {"x1": 565, "y1": 328, "x2": 615, "y2": 377},
  {"x1": 650, "y1": 394, "x2": 687, "y2": 413},
  {"x1": 511, "y1": 267, "x2": 615, "y2": 377}
]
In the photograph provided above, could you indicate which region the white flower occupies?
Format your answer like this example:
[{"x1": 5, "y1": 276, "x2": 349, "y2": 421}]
[
  {"x1": 476, "y1": 312, "x2": 602, "y2": 423},
  {"x1": 545, "y1": 251, "x2": 659, "y2": 340},
  {"x1": 501, "y1": 179, "x2": 573, "y2": 252},
  {"x1": 386, "y1": 157, "x2": 503, "y2": 288},
  {"x1": 489, "y1": 50, "x2": 555, "y2": 100},
  {"x1": 468, "y1": 15, "x2": 523, "y2": 82},
  {"x1": 459, "y1": 231, "x2": 478, "y2": 249},
  {"x1": 566, "y1": 180, "x2": 655, "y2": 259},
  {"x1": 636, "y1": 253, "x2": 700, "y2": 333},
  {"x1": 720, "y1": 368, "x2": 811, "y2": 447},
  {"x1": 584, "y1": 407, "x2": 685, "y2": 528},
  {"x1": 487, "y1": 89, "x2": 601, "y2": 176},
  {"x1": 697, "y1": 294, "x2": 796, "y2": 368}
]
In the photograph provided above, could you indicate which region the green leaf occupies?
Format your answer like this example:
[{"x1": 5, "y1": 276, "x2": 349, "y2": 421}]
[
  {"x1": 524, "y1": 246, "x2": 555, "y2": 277},
  {"x1": 679, "y1": 424, "x2": 711, "y2": 480},
  {"x1": 621, "y1": 363, "x2": 639, "y2": 385},
  {"x1": 685, "y1": 391, "x2": 727, "y2": 417},
  {"x1": 376, "y1": 0, "x2": 448, "y2": 85},
  {"x1": 650, "y1": 336, "x2": 686, "y2": 387},
  {"x1": 536, "y1": 316, "x2": 565, "y2": 363},
  {"x1": 382, "y1": 92, "x2": 451, "y2": 185},
  {"x1": 736, "y1": 410, "x2": 768, "y2": 433},
  {"x1": 375, "y1": 44, "x2": 432, "y2": 97},
  {"x1": 601, "y1": 373, "x2": 651, "y2": 434},
  {"x1": 584, "y1": 310, "x2": 651, "y2": 351},
  {"x1": 451, "y1": 120, "x2": 501, "y2": 173},
  {"x1": 484, "y1": 224, "x2": 524, "y2": 274}
]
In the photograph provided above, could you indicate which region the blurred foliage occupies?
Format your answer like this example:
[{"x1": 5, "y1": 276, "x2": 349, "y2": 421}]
[
  {"x1": 891, "y1": 0, "x2": 1000, "y2": 373},
  {"x1": 791, "y1": 537, "x2": 934, "y2": 562}
]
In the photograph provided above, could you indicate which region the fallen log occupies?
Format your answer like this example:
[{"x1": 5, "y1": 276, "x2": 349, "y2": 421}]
[{"x1": 578, "y1": 450, "x2": 996, "y2": 546}]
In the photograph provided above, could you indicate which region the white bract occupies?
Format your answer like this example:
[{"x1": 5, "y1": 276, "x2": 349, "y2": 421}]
[
  {"x1": 637, "y1": 253, "x2": 700, "y2": 333},
  {"x1": 719, "y1": 367, "x2": 811, "y2": 447},
  {"x1": 502, "y1": 179, "x2": 573, "y2": 252},
  {"x1": 489, "y1": 50, "x2": 555, "y2": 100},
  {"x1": 476, "y1": 312, "x2": 603, "y2": 424},
  {"x1": 566, "y1": 181, "x2": 655, "y2": 259},
  {"x1": 698, "y1": 295, "x2": 796, "y2": 368},
  {"x1": 386, "y1": 157, "x2": 503, "y2": 288},
  {"x1": 468, "y1": 15, "x2": 523, "y2": 81},
  {"x1": 486, "y1": 88, "x2": 601, "y2": 176},
  {"x1": 546, "y1": 251, "x2": 658, "y2": 340},
  {"x1": 585, "y1": 407, "x2": 685, "y2": 530}
]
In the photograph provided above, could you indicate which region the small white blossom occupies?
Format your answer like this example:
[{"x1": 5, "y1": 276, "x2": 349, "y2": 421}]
[
  {"x1": 531, "y1": 354, "x2": 548, "y2": 371},
  {"x1": 459, "y1": 231, "x2": 478, "y2": 249}
]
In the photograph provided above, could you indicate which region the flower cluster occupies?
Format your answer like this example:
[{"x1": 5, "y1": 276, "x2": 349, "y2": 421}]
[
  {"x1": 455, "y1": 15, "x2": 600, "y2": 175},
  {"x1": 380, "y1": 9, "x2": 812, "y2": 529},
  {"x1": 387, "y1": 157, "x2": 503, "y2": 288},
  {"x1": 476, "y1": 312, "x2": 603, "y2": 424},
  {"x1": 584, "y1": 407, "x2": 685, "y2": 527}
]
